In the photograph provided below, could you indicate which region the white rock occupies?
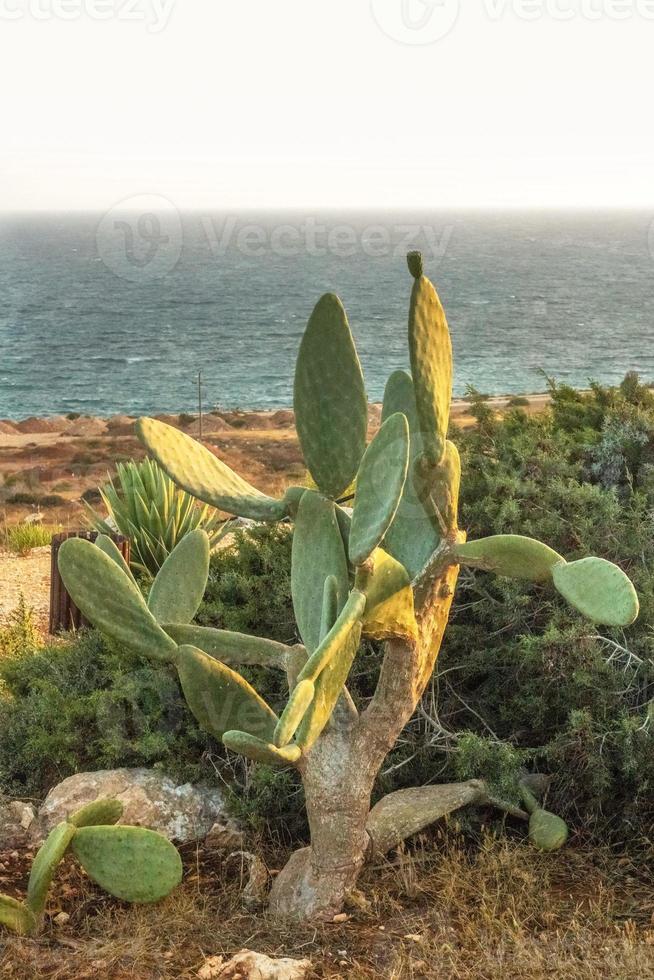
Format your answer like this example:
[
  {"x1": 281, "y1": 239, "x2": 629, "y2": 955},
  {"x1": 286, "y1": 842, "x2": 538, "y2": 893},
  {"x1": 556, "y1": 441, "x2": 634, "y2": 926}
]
[
  {"x1": 0, "y1": 801, "x2": 36, "y2": 847},
  {"x1": 31, "y1": 768, "x2": 230, "y2": 843},
  {"x1": 198, "y1": 950, "x2": 311, "y2": 979}
]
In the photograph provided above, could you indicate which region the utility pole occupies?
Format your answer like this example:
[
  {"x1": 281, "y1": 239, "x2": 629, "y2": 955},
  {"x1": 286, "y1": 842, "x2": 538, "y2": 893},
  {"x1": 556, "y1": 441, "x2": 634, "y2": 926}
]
[{"x1": 197, "y1": 370, "x2": 204, "y2": 441}]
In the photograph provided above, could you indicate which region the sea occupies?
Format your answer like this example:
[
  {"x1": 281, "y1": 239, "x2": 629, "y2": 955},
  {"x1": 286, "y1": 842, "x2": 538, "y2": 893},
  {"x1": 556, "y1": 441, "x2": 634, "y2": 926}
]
[{"x1": 1, "y1": 210, "x2": 653, "y2": 419}]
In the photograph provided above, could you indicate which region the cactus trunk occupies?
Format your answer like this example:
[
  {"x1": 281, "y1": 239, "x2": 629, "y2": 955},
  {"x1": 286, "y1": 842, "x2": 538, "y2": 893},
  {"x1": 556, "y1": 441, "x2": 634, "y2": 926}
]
[{"x1": 269, "y1": 559, "x2": 460, "y2": 921}]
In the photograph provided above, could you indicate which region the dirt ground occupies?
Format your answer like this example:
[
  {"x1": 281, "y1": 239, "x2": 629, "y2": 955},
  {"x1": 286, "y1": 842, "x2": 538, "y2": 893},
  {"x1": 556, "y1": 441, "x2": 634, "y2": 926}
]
[
  {"x1": 0, "y1": 549, "x2": 50, "y2": 630},
  {"x1": 0, "y1": 835, "x2": 652, "y2": 979}
]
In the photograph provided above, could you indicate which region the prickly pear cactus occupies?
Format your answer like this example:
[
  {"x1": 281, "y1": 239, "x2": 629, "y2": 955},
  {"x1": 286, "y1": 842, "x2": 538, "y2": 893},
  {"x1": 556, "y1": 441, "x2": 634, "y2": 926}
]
[
  {"x1": 0, "y1": 798, "x2": 181, "y2": 936},
  {"x1": 54, "y1": 251, "x2": 639, "y2": 897}
]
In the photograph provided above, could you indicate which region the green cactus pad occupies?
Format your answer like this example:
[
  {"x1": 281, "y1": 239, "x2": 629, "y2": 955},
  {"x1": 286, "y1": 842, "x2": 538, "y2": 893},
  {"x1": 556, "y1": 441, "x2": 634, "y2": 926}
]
[
  {"x1": 0, "y1": 896, "x2": 36, "y2": 936},
  {"x1": 136, "y1": 417, "x2": 285, "y2": 520},
  {"x1": 69, "y1": 798, "x2": 124, "y2": 828},
  {"x1": 176, "y1": 644, "x2": 278, "y2": 741},
  {"x1": 407, "y1": 261, "x2": 452, "y2": 465},
  {"x1": 294, "y1": 293, "x2": 367, "y2": 498},
  {"x1": 298, "y1": 589, "x2": 366, "y2": 685},
  {"x1": 164, "y1": 623, "x2": 291, "y2": 669},
  {"x1": 291, "y1": 490, "x2": 349, "y2": 653},
  {"x1": 319, "y1": 575, "x2": 339, "y2": 642},
  {"x1": 70, "y1": 826, "x2": 182, "y2": 903},
  {"x1": 148, "y1": 529, "x2": 209, "y2": 624},
  {"x1": 273, "y1": 678, "x2": 316, "y2": 747},
  {"x1": 222, "y1": 730, "x2": 302, "y2": 766},
  {"x1": 95, "y1": 533, "x2": 138, "y2": 586},
  {"x1": 349, "y1": 412, "x2": 410, "y2": 567},
  {"x1": 528, "y1": 809, "x2": 569, "y2": 852},
  {"x1": 296, "y1": 620, "x2": 362, "y2": 750},
  {"x1": 26, "y1": 821, "x2": 77, "y2": 916},
  {"x1": 58, "y1": 538, "x2": 178, "y2": 663},
  {"x1": 381, "y1": 371, "x2": 441, "y2": 576},
  {"x1": 431, "y1": 440, "x2": 461, "y2": 531},
  {"x1": 454, "y1": 534, "x2": 564, "y2": 582},
  {"x1": 360, "y1": 549, "x2": 418, "y2": 642},
  {"x1": 552, "y1": 557, "x2": 639, "y2": 626}
]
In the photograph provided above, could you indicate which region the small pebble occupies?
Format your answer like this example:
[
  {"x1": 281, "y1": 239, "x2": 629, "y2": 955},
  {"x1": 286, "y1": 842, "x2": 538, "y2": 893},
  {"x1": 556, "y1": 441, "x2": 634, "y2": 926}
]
[{"x1": 53, "y1": 912, "x2": 70, "y2": 926}]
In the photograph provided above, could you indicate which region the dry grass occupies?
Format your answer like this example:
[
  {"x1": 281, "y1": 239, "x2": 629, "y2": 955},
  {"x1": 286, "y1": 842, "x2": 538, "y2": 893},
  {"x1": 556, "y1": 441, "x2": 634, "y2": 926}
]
[{"x1": 1, "y1": 836, "x2": 652, "y2": 979}]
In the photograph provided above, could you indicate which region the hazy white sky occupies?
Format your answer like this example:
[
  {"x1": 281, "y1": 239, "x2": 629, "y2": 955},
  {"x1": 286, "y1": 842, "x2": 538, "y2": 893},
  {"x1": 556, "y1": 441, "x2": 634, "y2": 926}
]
[{"x1": 1, "y1": 0, "x2": 653, "y2": 210}]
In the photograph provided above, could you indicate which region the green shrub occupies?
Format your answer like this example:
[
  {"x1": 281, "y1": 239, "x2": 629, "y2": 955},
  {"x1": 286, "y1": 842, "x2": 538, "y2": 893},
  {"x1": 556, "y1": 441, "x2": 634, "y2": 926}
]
[
  {"x1": 197, "y1": 523, "x2": 296, "y2": 644},
  {"x1": 0, "y1": 631, "x2": 216, "y2": 798},
  {"x1": 0, "y1": 598, "x2": 41, "y2": 661},
  {"x1": 2, "y1": 524, "x2": 53, "y2": 554}
]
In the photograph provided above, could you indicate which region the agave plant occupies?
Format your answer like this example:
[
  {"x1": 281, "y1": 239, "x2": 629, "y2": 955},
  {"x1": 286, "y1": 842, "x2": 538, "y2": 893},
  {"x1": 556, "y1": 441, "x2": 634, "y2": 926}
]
[{"x1": 85, "y1": 457, "x2": 226, "y2": 574}]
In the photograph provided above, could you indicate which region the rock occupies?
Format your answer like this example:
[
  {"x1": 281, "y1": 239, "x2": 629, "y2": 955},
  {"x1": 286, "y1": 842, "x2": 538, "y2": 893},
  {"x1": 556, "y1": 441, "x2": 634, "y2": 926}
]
[
  {"x1": 226, "y1": 851, "x2": 269, "y2": 910},
  {"x1": 0, "y1": 801, "x2": 36, "y2": 848},
  {"x1": 0, "y1": 421, "x2": 18, "y2": 434},
  {"x1": 53, "y1": 912, "x2": 70, "y2": 926},
  {"x1": 198, "y1": 951, "x2": 311, "y2": 980},
  {"x1": 21, "y1": 512, "x2": 44, "y2": 524},
  {"x1": 204, "y1": 818, "x2": 245, "y2": 852},
  {"x1": 32, "y1": 768, "x2": 230, "y2": 844},
  {"x1": 270, "y1": 410, "x2": 295, "y2": 428}
]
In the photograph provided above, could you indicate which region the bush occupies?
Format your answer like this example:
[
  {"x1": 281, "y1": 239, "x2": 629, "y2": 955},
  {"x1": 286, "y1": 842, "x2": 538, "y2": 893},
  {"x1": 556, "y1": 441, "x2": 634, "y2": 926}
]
[
  {"x1": 2, "y1": 524, "x2": 53, "y2": 554},
  {"x1": 0, "y1": 631, "x2": 216, "y2": 798}
]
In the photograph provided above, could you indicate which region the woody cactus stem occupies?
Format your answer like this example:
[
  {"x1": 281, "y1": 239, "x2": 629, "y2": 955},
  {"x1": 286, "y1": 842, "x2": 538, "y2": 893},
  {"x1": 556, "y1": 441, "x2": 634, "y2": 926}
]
[{"x1": 58, "y1": 253, "x2": 639, "y2": 923}]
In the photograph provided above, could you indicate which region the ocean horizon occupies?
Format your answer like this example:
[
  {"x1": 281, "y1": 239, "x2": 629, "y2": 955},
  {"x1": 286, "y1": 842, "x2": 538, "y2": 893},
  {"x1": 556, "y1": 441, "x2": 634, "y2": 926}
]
[{"x1": 1, "y1": 209, "x2": 653, "y2": 419}]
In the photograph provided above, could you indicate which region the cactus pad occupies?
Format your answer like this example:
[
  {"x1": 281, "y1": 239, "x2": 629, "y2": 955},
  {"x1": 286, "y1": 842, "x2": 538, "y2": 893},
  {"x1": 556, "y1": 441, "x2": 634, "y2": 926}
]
[
  {"x1": 294, "y1": 293, "x2": 367, "y2": 498},
  {"x1": 291, "y1": 490, "x2": 349, "y2": 653},
  {"x1": 137, "y1": 417, "x2": 285, "y2": 520},
  {"x1": 298, "y1": 589, "x2": 366, "y2": 685},
  {"x1": 0, "y1": 896, "x2": 36, "y2": 936},
  {"x1": 148, "y1": 528, "x2": 209, "y2": 624},
  {"x1": 273, "y1": 678, "x2": 316, "y2": 747},
  {"x1": 58, "y1": 538, "x2": 178, "y2": 663},
  {"x1": 69, "y1": 798, "x2": 124, "y2": 828},
  {"x1": 70, "y1": 826, "x2": 182, "y2": 903},
  {"x1": 360, "y1": 549, "x2": 418, "y2": 641},
  {"x1": 454, "y1": 534, "x2": 564, "y2": 582},
  {"x1": 552, "y1": 557, "x2": 639, "y2": 626},
  {"x1": 349, "y1": 412, "x2": 410, "y2": 566},
  {"x1": 296, "y1": 620, "x2": 362, "y2": 750},
  {"x1": 176, "y1": 644, "x2": 278, "y2": 741},
  {"x1": 528, "y1": 809, "x2": 569, "y2": 851},
  {"x1": 96, "y1": 533, "x2": 137, "y2": 586},
  {"x1": 222, "y1": 730, "x2": 302, "y2": 766},
  {"x1": 164, "y1": 623, "x2": 291, "y2": 669},
  {"x1": 407, "y1": 258, "x2": 452, "y2": 465},
  {"x1": 26, "y1": 821, "x2": 77, "y2": 916},
  {"x1": 381, "y1": 370, "x2": 440, "y2": 576}
]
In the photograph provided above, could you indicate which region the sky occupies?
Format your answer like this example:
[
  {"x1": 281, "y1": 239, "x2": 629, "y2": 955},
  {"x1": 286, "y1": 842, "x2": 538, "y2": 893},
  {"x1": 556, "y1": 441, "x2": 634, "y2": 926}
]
[{"x1": 1, "y1": 0, "x2": 654, "y2": 210}]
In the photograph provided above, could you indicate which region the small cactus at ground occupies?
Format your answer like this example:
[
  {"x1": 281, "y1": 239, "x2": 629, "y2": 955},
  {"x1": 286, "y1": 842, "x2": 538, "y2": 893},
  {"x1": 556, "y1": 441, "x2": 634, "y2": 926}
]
[
  {"x1": 56, "y1": 253, "x2": 639, "y2": 923},
  {"x1": 0, "y1": 799, "x2": 181, "y2": 935}
]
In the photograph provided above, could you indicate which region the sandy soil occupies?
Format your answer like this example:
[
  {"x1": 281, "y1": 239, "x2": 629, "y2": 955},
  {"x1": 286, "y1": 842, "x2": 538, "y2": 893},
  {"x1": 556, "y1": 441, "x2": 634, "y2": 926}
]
[{"x1": 0, "y1": 547, "x2": 50, "y2": 629}]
